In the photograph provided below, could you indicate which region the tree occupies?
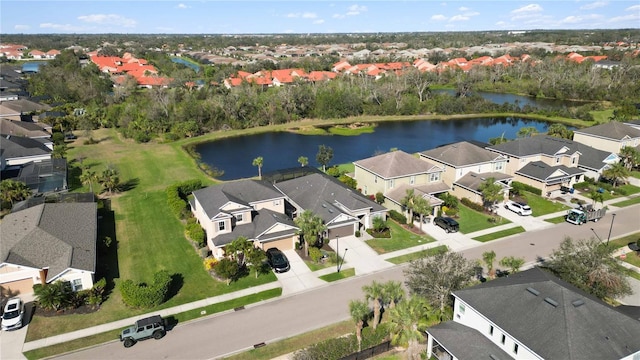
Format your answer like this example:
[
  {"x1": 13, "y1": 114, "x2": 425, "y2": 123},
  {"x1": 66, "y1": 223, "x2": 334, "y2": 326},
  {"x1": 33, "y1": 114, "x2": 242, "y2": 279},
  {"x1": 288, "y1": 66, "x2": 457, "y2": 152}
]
[
  {"x1": 0, "y1": 179, "x2": 32, "y2": 208},
  {"x1": 294, "y1": 210, "x2": 327, "y2": 256},
  {"x1": 517, "y1": 126, "x2": 538, "y2": 138},
  {"x1": 372, "y1": 216, "x2": 388, "y2": 233},
  {"x1": 383, "y1": 280, "x2": 405, "y2": 309},
  {"x1": 482, "y1": 250, "x2": 497, "y2": 277},
  {"x1": 619, "y1": 146, "x2": 640, "y2": 171},
  {"x1": 479, "y1": 177, "x2": 503, "y2": 209},
  {"x1": 499, "y1": 256, "x2": 525, "y2": 273},
  {"x1": 316, "y1": 145, "x2": 333, "y2": 172},
  {"x1": 52, "y1": 144, "x2": 68, "y2": 159},
  {"x1": 404, "y1": 250, "x2": 475, "y2": 314},
  {"x1": 214, "y1": 258, "x2": 240, "y2": 285},
  {"x1": 543, "y1": 237, "x2": 632, "y2": 300},
  {"x1": 387, "y1": 296, "x2": 432, "y2": 360},
  {"x1": 547, "y1": 123, "x2": 573, "y2": 139},
  {"x1": 297, "y1": 156, "x2": 308, "y2": 167},
  {"x1": 80, "y1": 170, "x2": 97, "y2": 193},
  {"x1": 226, "y1": 236, "x2": 253, "y2": 265},
  {"x1": 246, "y1": 247, "x2": 267, "y2": 278},
  {"x1": 413, "y1": 195, "x2": 431, "y2": 232},
  {"x1": 602, "y1": 162, "x2": 630, "y2": 187},
  {"x1": 99, "y1": 167, "x2": 121, "y2": 195},
  {"x1": 588, "y1": 189, "x2": 604, "y2": 206},
  {"x1": 400, "y1": 189, "x2": 417, "y2": 225},
  {"x1": 375, "y1": 192, "x2": 385, "y2": 205},
  {"x1": 33, "y1": 281, "x2": 73, "y2": 311},
  {"x1": 252, "y1": 156, "x2": 263, "y2": 180},
  {"x1": 338, "y1": 174, "x2": 357, "y2": 189},
  {"x1": 349, "y1": 299, "x2": 370, "y2": 352},
  {"x1": 489, "y1": 132, "x2": 508, "y2": 145},
  {"x1": 362, "y1": 280, "x2": 385, "y2": 330}
]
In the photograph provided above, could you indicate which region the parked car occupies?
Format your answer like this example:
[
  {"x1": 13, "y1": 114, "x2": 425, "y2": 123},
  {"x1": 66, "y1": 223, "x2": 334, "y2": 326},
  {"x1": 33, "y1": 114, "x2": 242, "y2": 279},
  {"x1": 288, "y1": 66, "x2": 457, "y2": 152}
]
[
  {"x1": 266, "y1": 248, "x2": 290, "y2": 273},
  {"x1": 433, "y1": 216, "x2": 459, "y2": 233},
  {"x1": 119, "y1": 315, "x2": 166, "y2": 348},
  {"x1": 504, "y1": 201, "x2": 532, "y2": 216},
  {"x1": 1, "y1": 297, "x2": 24, "y2": 331},
  {"x1": 64, "y1": 132, "x2": 77, "y2": 140}
]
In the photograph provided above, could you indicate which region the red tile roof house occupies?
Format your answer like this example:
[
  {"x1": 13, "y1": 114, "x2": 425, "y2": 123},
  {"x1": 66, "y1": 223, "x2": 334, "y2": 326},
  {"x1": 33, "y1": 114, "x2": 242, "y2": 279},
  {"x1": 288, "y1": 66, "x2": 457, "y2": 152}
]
[{"x1": 28, "y1": 50, "x2": 46, "y2": 59}]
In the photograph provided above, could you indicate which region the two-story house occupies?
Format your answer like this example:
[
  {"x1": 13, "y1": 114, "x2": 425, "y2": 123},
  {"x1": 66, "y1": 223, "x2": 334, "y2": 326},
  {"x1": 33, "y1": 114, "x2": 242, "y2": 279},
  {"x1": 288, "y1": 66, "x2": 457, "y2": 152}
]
[
  {"x1": 353, "y1": 150, "x2": 448, "y2": 217},
  {"x1": 191, "y1": 180, "x2": 299, "y2": 258},
  {"x1": 419, "y1": 141, "x2": 512, "y2": 204},
  {"x1": 487, "y1": 136, "x2": 615, "y2": 196},
  {"x1": 427, "y1": 267, "x2": 640, "y2": 360},
  {"x1": 573, "y1": 121, "x2": 640, "y2": 154}
]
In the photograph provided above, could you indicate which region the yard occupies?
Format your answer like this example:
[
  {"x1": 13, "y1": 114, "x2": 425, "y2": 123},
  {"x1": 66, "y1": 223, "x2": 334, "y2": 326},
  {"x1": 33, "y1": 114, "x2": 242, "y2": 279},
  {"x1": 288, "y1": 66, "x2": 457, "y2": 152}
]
[
  {"x1": 515, "y1": 191, "x2": 570, "y2": 217},
  {"x1": 457, "y1": 205, "x2": 510, "y2": 234},
  {"x1": 574, "y1": 183, "x2": 640, "y2": 202},
  {"x1": 366, "y1": 220, "x2": 436, "y2": 254}
]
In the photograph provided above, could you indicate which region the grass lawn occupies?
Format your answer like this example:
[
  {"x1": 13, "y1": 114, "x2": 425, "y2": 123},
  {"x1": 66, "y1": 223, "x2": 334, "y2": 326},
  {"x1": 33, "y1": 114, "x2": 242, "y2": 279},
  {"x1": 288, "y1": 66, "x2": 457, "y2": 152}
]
[
  {"x1": 472, "y1": 226, "x2": 526, "y2": 242},
  {"x1": 328, "y1": 124, "x2": 376, "y2": 136},
  {"x1": 386, "y1": 245, "x2": 449, "y2": 264},
  {"x1": 622, "y1": 253, "x2": 640, "y2": 268},
  {"x1": 26, "y1": 128, "x2": 277, "y2": 341},
  {"x1": 366, "y1": 221, "x2": 435, "y2": 254},
  {"x1": 575, "y1": 184, "x2": 640, "y2": 201},
  {"x1": 610, "y1": 196, "x2": 640, "y2": 207},
  {"x1": 319, "y1": 268, "x2": 356, "y2": 282},
  {"x1": 632, "y1": 171, "x2": 640, "y2": 180},
  {"x1": 23, "y1": 288, "x2": 282, "y2": 360},
  {"x1": 458, "y1": 205, "x2": 510, "y2": 234},
  {"x1": 519, "y1": 192, "x2": 570, "y2": 216},
  {"x1": 607, "y1": 233, "x2": 640, "y2": 250},
  {"x1": 544, "y1": 215, "x2": 567, "y2": 224}
]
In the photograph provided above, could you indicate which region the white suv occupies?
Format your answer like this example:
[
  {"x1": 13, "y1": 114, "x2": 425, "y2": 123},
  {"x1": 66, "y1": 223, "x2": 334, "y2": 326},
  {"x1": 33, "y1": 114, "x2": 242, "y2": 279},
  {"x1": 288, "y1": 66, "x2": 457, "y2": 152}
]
[
  {"x1": 505, "y1": 201, "x2": 532, "y2": 216},
  {"x1": 1, "y1": 297, "x2": 24, "y2": 331}
]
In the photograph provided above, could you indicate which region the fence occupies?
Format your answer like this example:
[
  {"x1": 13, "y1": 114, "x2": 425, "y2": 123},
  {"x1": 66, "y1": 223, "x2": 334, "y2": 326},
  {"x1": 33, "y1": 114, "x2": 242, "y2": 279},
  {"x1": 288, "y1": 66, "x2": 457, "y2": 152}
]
[{"x1": 339, "y1": 340, "x2": 392, "y2": 360}]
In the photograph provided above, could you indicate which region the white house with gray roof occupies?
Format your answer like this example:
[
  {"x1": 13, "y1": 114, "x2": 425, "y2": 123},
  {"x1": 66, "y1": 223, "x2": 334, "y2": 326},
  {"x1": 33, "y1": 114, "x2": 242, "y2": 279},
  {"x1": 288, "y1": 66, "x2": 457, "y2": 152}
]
[
  {"x1": 427, "y1": 267, "x2": 640, "y2": 360},
  {"x1": 573, "y1": 121, "x2": 640, "y2": 154},
  {"x1": 0, "y1": 203, "x2": 97, "y2": 295}
]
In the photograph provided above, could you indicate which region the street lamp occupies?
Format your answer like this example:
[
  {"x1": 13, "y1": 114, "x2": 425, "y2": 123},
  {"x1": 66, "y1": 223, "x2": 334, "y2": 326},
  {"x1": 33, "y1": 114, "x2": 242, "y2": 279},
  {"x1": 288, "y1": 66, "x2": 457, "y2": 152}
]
[
  {"x1": 338, "y1": 248, "x2": 348, "y2": 272},
  {"x1": 336, "y1": 236, "x2": 340, "y2": 273},
  {"x1": 590, "y1": 228, "x2": 603, "y2": 242},
  {"x1": 606, "y1": 213, "x2": 616, "y2": 246}
]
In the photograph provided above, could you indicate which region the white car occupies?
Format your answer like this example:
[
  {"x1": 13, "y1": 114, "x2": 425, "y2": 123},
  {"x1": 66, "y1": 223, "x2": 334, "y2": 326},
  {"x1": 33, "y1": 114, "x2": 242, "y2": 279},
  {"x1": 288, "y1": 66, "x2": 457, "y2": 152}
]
[
  {"x1": 1, "y1": 297, "x2": 24, "y2": 331},
  {"x1": 505, "y1": 201, "x2": 532, "y2": 216}
]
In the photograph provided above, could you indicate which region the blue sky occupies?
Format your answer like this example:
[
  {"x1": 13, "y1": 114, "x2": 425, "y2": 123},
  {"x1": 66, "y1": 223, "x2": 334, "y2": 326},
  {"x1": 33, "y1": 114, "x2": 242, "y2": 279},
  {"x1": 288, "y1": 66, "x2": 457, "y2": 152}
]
[{"x1": 1, "y1": 1, "x2": 639, "y2": 34}]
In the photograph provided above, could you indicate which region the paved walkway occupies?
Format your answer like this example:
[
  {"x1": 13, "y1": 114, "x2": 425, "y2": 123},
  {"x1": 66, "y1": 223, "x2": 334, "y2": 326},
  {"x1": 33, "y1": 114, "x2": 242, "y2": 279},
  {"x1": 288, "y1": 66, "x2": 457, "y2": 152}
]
[{"x1": 14, "y1": 193, "x2": 640, "y2": 358}]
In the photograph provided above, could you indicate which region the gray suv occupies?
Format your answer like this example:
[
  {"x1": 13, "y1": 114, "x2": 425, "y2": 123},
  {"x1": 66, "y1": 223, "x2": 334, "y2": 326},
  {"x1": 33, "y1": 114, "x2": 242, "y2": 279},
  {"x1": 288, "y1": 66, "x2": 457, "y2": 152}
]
[{"x1": 119, "y1": 315, "x2": 166, "y2": 348}]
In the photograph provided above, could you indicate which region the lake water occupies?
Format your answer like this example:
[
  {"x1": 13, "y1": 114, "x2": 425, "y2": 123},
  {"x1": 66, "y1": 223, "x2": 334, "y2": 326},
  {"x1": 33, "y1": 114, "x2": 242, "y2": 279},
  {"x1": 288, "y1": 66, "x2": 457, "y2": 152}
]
[
  {"x1": 171, "y1": 57, "x2": 200, "y2": 72},
  {"x1": 434, "y1": 89, "x2": 583, "y2": 108},
  {"x1": 196, "y1": 117, "x2": 559, "y2": 180}
]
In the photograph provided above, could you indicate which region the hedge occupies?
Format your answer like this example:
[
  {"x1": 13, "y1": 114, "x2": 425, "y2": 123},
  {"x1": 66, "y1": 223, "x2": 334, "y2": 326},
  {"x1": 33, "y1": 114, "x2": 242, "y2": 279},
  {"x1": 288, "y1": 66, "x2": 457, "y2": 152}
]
[
  {"x1": 511, "y1": 181, "x2": 542, "y2": 196},
  {"x1": 119, "y1": 270, "x2": 173, "y2": 308},
  {"x1": 292, "y1": 324, "x2": 389, "y2": 360},
  {"x1": 388, "y1": 209, "x2": 407, "y2": 224},
  {"x1": 166, "y1": 179, "x2": 204, "y2": 219},
  {"x1": 460, "y1": 197, "x2": 485, "y2": 212}
]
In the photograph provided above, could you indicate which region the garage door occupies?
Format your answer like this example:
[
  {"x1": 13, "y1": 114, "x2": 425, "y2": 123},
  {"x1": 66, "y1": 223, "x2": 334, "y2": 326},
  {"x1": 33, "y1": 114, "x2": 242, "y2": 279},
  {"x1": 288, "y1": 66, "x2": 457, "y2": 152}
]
[
  {"x1": 261, "y1": 236, "x2": 295, "y2": 251},
  {"x1": 2, "y1": 278, "x2": 35, "y2": 295},
  {"x1": 328, "y1": 224, "x2": 354, "y2": 239}
]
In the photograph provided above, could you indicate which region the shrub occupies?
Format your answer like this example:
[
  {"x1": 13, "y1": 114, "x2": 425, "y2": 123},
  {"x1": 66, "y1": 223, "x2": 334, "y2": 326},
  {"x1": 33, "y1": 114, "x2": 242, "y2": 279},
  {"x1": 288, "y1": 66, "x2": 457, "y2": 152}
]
[
  {"x1": 309, "y1": 247, "x2": 323, "y2": 263},
  {"x1": 214, "y1": 258, "x2": 240, "y2": 285},
  {"x1": 388, "y1": 210, "x2": 407, "y2": 224},
  {"x1": 166, "y1": 179, "x2": 204, "y2": 219},
  {"x1": 438, "y1": 193, "x2": 459, "y2": 209},
  {"x1": 119, "y1": 270, "x2": 173, "y2": 308},
  {"x1": 292, "y1": 324, "x2": 389, "y2": 360},
  {"x1": 355, "y1": 230, "x2": 361, "y2": 237},
  {"x1": 203, "y1": 257, "x2": 218, "y2": 271},
  {"x1": 444, "y1": 207, "x2": 459, "y2": 217},
  {"x1": 326, "y1": 166, "x2": 344, "y2": 177},
  {"x1": 511, "y1": 181, "x2": 542, "y2": 196},
  {"x1": 83, "y1": 137, "x2": 99, "y2": 145},
  {"x1": 461, "y1": 198, "x2": 485, "y2": 212},
  {"x1": 198, "y1": 247, "x2": 210, "y2": 259},
  {"x1": 573, "y1": 181, "x2": 592, "y2": 190},
  {"x1": 186, "y1": 221, "x2": 205, "y2": 245}
]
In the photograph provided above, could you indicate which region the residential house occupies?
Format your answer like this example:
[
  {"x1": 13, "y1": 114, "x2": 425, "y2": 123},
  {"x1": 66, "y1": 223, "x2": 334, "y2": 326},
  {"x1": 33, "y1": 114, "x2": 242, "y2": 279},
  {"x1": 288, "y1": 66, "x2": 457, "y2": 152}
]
[
  {"x1": 0, "y1": 134, "x2": 52, "y2": 168},
  {"x1": 419, "y1": 141, "x2": 512, "y2": 204},
  {"x1": 274, "y1": 173, "x2": 387, "y2": 238},
  {"x1": 0, "y1": 118, "x2": 51, "y2": 139},
  {"x1": 573, "y1": 121, "x2": 640, "y2": 154},
  {"x1": 487, "y1": 136, "x2": 609, "y2": 196},
  {"x1": 427, "y1": 267, "x2": 640, "y2": 360},
  {"x1": 191, "y1": 180, "x2": 297, "y2": 258},
  {"x1": 353, "y1": 150, "x2": 447, "y2": 217},
  {"x1": 0, "y1": 202, "x2": 98, "y2": 295}
]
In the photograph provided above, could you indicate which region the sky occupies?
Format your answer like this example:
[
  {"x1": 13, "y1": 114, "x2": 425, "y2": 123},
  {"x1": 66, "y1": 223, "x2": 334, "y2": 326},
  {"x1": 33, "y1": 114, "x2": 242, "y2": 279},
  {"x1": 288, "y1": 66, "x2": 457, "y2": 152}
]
[{"x1": 1, "y1": 1, "x2": 639, "y2": 35}]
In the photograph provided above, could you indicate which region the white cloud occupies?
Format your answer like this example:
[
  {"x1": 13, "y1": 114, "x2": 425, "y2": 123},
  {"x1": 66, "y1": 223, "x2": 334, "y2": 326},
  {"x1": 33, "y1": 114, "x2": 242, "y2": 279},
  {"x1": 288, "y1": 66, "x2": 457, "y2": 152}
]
[
  {"x1": 510, "y1": 4, "x2": 544, "y2": 22},
  {"x1": 559, "y1": 14, "x2": 602, "y2": 24},
  {"x1": 431, "y1": 14, "x2": 447, "y2": 21},
  {"x1": 286, "y1": 13, "x2": 300, "y2": 18},
  {"x1": 450, "y1": 15, "x2": 469, "y2": 22},
  {"x1": 458, "y1": 6, "x2": 470, "y2": 11},
  {"x1": 302, "y1": 12, "x2": 317, "y2": 19},
  {"x1": 313, "y1": 19, "x2": 325, "y2": 24},
  {"x1": 176, "y1": 3, "x2": 189, "y2": 9},
  {"x1": 77, "y1": 14, "x2": 137, "y2": 28},
  {"x1": 346, "y1": 5, "x2": 367, "y2": 16},
  {"x1": 579, "y1": 1, "x2": 608, "y2": 10},
  {"x1": 625, "y1": 4, "x2": 640, "y2": 11},
  {"x1": 14, "y1": 24, "x2": 30, "y2": 30},
  {"x1": 332, "y1": 13, "x2": 345, "y2": 19},
  {"x1": 40, "y1": 23, "x2": 85, "y2": 32},
  {"x1": 609, "y1": 13, "x2": 640, "y2": 23},
  {"x1": 511, "y1": 4, "x2": 543, "y2": 14}
]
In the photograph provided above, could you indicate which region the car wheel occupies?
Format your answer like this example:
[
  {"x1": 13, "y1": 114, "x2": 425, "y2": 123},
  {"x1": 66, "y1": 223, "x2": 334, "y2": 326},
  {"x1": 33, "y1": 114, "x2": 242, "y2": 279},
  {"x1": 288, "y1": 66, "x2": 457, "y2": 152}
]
[
  {"x1": 153, "y1": 330, "x2": 165, "y2": 340},
  {"x1": 123, "y1": 338, "x2": 135, "y2": 348}
]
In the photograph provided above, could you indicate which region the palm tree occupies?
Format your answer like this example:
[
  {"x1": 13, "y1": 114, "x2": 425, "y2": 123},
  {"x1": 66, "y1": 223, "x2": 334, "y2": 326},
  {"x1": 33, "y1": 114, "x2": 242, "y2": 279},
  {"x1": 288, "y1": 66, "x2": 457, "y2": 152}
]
[
  {"x1": 479, "y1": 177, "x2": 503, "y2": 209},
  {"x1": 400, "y1": 189, "x2": 417, "y2": 225},
  {"x1": 80, "y1": 170, "x2": 97, "y2": 193},
  {"x1": 387, "y1": 296, "x2": 432, "y2": 360},
  {"x1": 482, "y1": 250, "x2": 497, "y2": 277},
  {"x1": 226, "y1": 236, "x2": 253, "y2": 265},
  {"x1": 383, "y1": 280, "x2": 405, "y2": 309},
  {"x1": 588, "y1": 189, "x2": 604, "y2": 206},
  {"x1": 362, "y1": 280, "x2": 385, "y2": 330},
  {"x1": 294, "y1": 210, "x2": 327, "y2": 256},
  {"x1": 547, "y1": 123, "x2": 573, "y2": 139},
  {"x1": 297, "y1": 156, "x2": 308, "y2": 167},
  {"x1": 517, "y1": 126, "x2": 538, "y2": 138},
  {"x1": 413, "y1": 196, "x2": 431, "y2": 232},
  {"x1": 619, "y1": 146, "x2": 640, "y2": 171},
  {"x1": 349, "y1": 299, "x2": 370, "y2": 352},
  {"x1": 252, "y1": 156, "x2": 264, "y2": 180},
  {"x1": 0, "y1": 179, "x2": 32, "y2": 207},
  {"x1": 99, "y1": 167, "x2": 120, "y2": 195},
  {"x1": 603, "y1": 162, "x2": 630, "y2": 188}
]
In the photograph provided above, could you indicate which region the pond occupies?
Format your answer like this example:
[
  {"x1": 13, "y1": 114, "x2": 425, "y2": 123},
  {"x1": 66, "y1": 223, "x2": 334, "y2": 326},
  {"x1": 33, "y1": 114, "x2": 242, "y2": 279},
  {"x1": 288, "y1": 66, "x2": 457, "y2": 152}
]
[
  {"x1": 433, "y1": 89, "x2": 585, "y2": 108},
  {"x1": 196, "y1": 117, "x2": 562, "y2": 180},
  {"x1": 171, "y1": 57, "x2": 200, "y2": 72}
]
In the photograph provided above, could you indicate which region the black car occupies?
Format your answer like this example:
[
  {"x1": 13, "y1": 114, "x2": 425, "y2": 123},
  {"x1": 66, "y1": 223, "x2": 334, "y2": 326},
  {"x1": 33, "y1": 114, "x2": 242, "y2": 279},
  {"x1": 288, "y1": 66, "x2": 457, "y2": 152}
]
[
  {"x1": 433, "y1": 216, "x2": 459, "y2": 233},
  {"x1": 266, "y1": 248, "x2": 290, "y2": 273}
]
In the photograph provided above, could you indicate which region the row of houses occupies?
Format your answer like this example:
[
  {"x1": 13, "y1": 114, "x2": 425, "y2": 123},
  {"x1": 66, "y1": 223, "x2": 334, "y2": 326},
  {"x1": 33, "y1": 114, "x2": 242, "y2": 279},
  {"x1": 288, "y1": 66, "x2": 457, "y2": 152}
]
[
  {"x1": 87, "y1": 52, "x2": 173, "y2": 88},
  {"x1": 0, "y1": 43, "x2": 60, "y2": 60}
]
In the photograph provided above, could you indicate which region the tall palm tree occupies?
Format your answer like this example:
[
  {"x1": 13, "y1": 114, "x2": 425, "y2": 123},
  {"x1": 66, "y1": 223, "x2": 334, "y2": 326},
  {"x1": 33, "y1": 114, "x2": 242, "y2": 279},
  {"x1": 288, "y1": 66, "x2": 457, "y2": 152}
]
[
  {"x1": 362, "y1": 280, "x2": 385, "y2": 329},
  {"x1": 297, "y1": 156, "x2": 308, "y2": 167},
  {"x1": 225, "y1": 236, "x2": 253, "y2": 265},
  {"x1": 294, "y1": 210, "x2": 327, "y2": 256},
  {"x1": 413, "y1": 196, "x2": 431, "y2": 232},
  {"x1": 603, "y1": 162, "x2": 630, "y2": 188},
  {"x1": 382, "y1": 280, "x2": 405, "y2": 309},
  {"x1": 387, "y1": 296, "x2": 432, "y2": 360},
  {"x1": 252, "y1": 156, "x2": 264, "y2": 180},
  {"x1": 517, "y1": 126, "x2": 538, "y2": 138},
  {"x1": 619, "y1": 146, "x2": 639, "y2": 171},
  {"x1": 349, "y1": 299, "x2": 370, "y2": 352},
  {"x1": 0, "y1": 179, "x2": 32, "y2": 207},
  {"x1": 400, "y1": 189, "x2": 417, "y2": 225},
  {"x1": 80, "y1": 170, "x2": 97, "y2": 193},
  {"x1": 99, "y1": 167, "x2": 120, "y2": 195}
]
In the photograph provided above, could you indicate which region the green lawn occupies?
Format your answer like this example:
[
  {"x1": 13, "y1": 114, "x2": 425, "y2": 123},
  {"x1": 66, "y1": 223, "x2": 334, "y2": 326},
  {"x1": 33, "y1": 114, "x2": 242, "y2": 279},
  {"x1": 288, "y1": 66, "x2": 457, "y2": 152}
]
[
  {"x1": 366, "y1": 221, "x2": 435, "y2": 254},
  {"x1": 319, "y1": 268, "x2": 356, "y2": 282},
  {"x1": 458, "y1": 205, "x2": 510, "y2": 234},
  {"x1": 544, "y1": 215, "x2": 568, "y2": 224},
  {"x1": 610, "y1": 196, "x2": 640, "y2": 207},
  {"x1": 519, "y1": 192, "x2": 570, "y2": 216},
  {"x1": 623, "y1": 252, "x2": 640, "y2": 268},
  {"x1": 575, "y1": 184, "x2": 640, "y2": 201},
  {"x1": 632, "y1": 171, "x2": 640, "y2": 180},
  {"x1": 472, "y1": 226, "x2": 526, "y2": 242},
  {"x1": 386, "y1": 245, "x2": 449, "y2": 264}
]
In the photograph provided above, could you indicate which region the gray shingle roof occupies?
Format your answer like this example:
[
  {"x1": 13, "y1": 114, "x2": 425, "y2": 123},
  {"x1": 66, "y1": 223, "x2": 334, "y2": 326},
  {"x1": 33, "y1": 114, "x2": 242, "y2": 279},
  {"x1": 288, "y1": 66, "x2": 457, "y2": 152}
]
[
  {"x1": 354, "y1": 150, "x2": 440, "y2": 178},
  {"x1": 571, "y1": 142, "x2": 618, "y2": 171},
  {"x1": 0, "y1": 134, "x2": 51, "y2": 159},
  {"x1": 427, "y1": 321, "x2": 512, "y2": 360},
  {"x1": 1, "y1": 203, "x2": 97, "y2": 281},
  {"x1": 420, "y1": 141, "x2": 503, "y2": 167},
  {"x1": 0, "y1": 119, "x2": 50, "y2": 138},
  {"x1": 454, "y1": 171, "x2": 513, "y2": 193},
  {"x1": 487, "y1": 136, "x2": 580, "y2": 157},
  {"x1": 516, "y1": 161, "x2": 585, "y2": 183},
  {"x1": 574, "y1": 121, "x2": 640, "y2": 140},
  {"x1": 453, "y1": 267, "x2": 640, "y2": 360},
  {"x1": 385, "y1": 183, "x2": 448, "y2": 207},
  {"x1": 192, "y1": 180, "x2": 285, "y2": 219},
  {"x1": 211, "y1": 208, "x2": 297, "y2": 247}
]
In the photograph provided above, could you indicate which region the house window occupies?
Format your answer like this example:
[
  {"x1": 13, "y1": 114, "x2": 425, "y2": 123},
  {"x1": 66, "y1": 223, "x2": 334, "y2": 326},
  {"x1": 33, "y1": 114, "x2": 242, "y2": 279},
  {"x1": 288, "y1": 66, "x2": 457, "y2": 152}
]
[
  {"x1": 458, "y1": 303, "x2": 465, "y2": 314},
  {"x1": 489, "y1": 325, "x2": 494, "y2": 335},
  {"x1": 236, "y1": 214, "x2": 243, "y2": 222},
  {"x1": 374, "y1": 175, "x2": 378, "y2": 183},
  {"x1": 410, "y1": 176, "x2": 415, "y2": 185},
  {"x1": 555, "y1": 156, "x2": 560, "y2": 164},
  {"x1": 364, "y1": 185, "x2": 368, "y2": 195},
  {"x1": 387, "y1": 179, "x2": 394, "y2": 188},
  {"x1": 514, "y1": 343, "x2": 519, "y2": 354},
  {"x1": 429, "y1": 172, "x2": 440, "y2": 182},
  {"x1": 71, "y1": 279, "x2": 83, "y2": 292},
  {"x1": 501, "y1": 334, "x2": 506, "y2": 345},
  {"x1": 273, "y1": 200, "x2": 280, "y2": 206},
  {"x1": 571, "y1": 156, "x2": 577, "y2": 165},
  {"x1": 495, "y1": 161, "x2": 504, "y2": 171},
  {"x1": 218, "y1": 221, "x2": 226, "y2": 231}
]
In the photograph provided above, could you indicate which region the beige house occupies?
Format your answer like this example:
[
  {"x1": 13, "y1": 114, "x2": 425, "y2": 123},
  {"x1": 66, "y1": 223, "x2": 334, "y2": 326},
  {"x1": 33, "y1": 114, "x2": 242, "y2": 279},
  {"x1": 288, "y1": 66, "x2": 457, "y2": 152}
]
[
  {"x1": 419, "y1": 142, "x2": 512, "y2": 204},
  {"x1": 353, "y1": 150, "x2": 448, "y2": 217},
  {"x1": 573, "y1": 121, "x2": 640, "y2": 154}
]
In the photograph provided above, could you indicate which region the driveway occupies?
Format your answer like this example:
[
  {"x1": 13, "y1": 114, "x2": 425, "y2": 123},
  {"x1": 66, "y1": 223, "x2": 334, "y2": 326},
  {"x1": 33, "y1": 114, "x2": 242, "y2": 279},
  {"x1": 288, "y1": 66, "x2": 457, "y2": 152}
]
[
  {"x1": 328, "y1": 235, "x2": 394, "y2": 275},
  {"x1": 275, "y1": 250, "x2": 325, "y2": 295},
  {"x1": 0, "y1": 300, "x2": 34, "y2": 360},
  {"x1": 495, "y1": 202, "x2": 554, "y2": 232}
]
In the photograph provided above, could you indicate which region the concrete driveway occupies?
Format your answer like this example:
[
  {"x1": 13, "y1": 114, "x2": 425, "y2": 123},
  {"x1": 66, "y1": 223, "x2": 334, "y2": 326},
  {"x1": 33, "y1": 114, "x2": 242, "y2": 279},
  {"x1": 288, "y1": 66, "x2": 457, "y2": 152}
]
[
  {"x1": 495, "y1": 202, "x2": 555, "y2": 232},
  {"x1": 328, "y1": 235, "x2": 394, "y2": 275},
  {"x1": 0, "y1": 300, "x2": 35, "y2": 360},
  {"x1": 275, "y1": 249, "x2": 325, "y2": 295}
]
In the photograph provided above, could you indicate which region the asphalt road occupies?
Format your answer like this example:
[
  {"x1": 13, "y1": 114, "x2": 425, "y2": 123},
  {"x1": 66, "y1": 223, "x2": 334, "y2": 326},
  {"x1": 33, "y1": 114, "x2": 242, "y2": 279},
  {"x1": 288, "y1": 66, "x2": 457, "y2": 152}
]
[{"x1": 54, "y1": 206, "x2": 639, "y2": 360}]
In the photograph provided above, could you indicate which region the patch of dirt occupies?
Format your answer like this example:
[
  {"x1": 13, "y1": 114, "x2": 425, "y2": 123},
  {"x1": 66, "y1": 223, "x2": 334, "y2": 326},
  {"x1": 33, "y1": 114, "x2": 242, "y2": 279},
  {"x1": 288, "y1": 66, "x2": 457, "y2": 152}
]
[{"x1": 35, "y1": 304, "x2": 101, "y2": 317}]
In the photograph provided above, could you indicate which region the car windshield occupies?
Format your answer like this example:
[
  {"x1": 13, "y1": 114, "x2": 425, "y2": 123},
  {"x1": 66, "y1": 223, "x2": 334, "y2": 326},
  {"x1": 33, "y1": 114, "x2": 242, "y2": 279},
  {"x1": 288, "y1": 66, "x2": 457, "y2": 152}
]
[
  {"x1": 2, "y1": 309, "x2": 20, "y2": 320},
  {"x1": 272, "y1": 254, "x2": 286, "y2": 264}
]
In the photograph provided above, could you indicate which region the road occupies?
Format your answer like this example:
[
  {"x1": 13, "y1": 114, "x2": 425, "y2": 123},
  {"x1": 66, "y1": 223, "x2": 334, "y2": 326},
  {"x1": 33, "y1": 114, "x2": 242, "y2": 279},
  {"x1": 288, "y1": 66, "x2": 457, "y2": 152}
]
[{"x1": 55, "y1": 206, "x2": 639, "y2": 360}]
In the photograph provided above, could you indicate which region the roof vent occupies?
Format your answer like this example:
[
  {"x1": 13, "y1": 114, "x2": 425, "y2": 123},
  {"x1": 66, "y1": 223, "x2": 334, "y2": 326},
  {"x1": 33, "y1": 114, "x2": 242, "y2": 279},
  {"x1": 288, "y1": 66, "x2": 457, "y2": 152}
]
[
  {"x1": 526, "y1": 287, "x2": 540, "y2": 296},
  {"x1": 572, "y1": 299, "x2": 585, "y2": 307},
  {"x1": 328, "y1": 208, "x2": 334, "y2": 213},
  {"x1": 322, "y1": 204, "x2": 327, "y2": 208},
  {"x1": 489, "y1": 355, "x2": 499, "y2": 360},
  {"x1": 544, "y1": 297, "x2": 559, "y2": 307}
]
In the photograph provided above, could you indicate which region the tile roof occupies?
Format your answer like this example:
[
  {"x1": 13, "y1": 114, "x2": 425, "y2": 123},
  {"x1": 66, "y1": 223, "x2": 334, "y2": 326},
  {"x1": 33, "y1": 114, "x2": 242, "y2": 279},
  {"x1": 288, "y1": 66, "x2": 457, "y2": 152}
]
[
  {"x1": 574, "y1": 121, "x2": 640, "y2": 141},
  {"x1": 354, "y1": 150, "x2": 441, "y2": 178},
  {"x1": 420, "y1": 141, "x2": 504, "y2": 167},
  {"x1": 453, "y1": 267, "x2": 640, "y2": 360},
  {"x1": 1, "y1": 203, "x2": 97, "y2": 281}
]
